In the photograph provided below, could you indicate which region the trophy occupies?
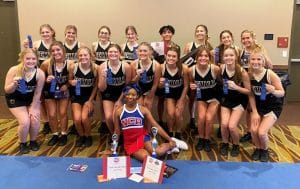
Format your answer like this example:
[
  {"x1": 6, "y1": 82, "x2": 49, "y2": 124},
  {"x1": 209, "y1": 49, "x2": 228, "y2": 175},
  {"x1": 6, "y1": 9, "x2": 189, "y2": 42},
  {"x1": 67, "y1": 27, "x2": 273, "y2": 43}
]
[
  {"x1": 151, "y1": 127, "x2": 158, "y2": 158},
  {"x1": 19, "y1": 78, "x2": 27, "y2": 94},
  {"x1": 223, "y1": 78, "x2": 228, "y2": 95},
  {"x1": 111, "y1": 134, "x2": 118, "y2": 157},
  {"x1": 196, "y1": 81, "x2": 202, "y2": 99},
  {"x1": 75, "y1": 80, "x2": 81, "y2": 96},
  {"x1": 107, "y1": 68, "x2": 113, "y2": 85},
  {"x1": 27, "y1": 35, "x2": 33, "y2": 48},
  {"x1": 260, "y1": 83, "x2": 266, "y2": 101}
]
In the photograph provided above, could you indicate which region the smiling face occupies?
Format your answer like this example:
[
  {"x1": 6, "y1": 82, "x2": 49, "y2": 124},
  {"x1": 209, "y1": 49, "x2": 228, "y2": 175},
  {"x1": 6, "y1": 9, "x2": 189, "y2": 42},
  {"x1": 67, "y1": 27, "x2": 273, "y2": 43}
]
[
  {"x1": 166, "y1": 50, "x2": 179, "y2": 65},
  {"x1": 50, "y1": 45, "x2": 65, "y2": 61},
  {"x1": 78, "y1": 48, "x2": 91, "y2": 65},
  {"x1": 161, "y1": 30, "x2": 173, "y2": 42},
  {"x1": 124, "y1": 88, "x2": 138, "y2": 105},
  {"x1": 195, "y1": 25, "x2": 207, "y2": 41},
  {"x1": 241, "y1": 32, "x2": 254, "y2": 48},
  {"x1": 250, "y1": 53, "x2": 265, "y2": 71},
  {"x1": 98, "y1": 27, "x2": 110, "y2": 42},
  {"x1": 108, "y1": 46, "x2": 121, "y2": 61},
  {"x1": 221, "y1": 32, "x2": 233, "y2": 47},
  {"x1": 23, "y1": 52, "x2": 38, "y2": 70},
  {"x1": 137, "y1": 44, "x2": 151, "y2": 61},
  {"x1": 223, "y1": 48, "x2": 237, "y2": 66},
  {"x1": 40, "y1": 27, "x2": 54, "y2": 41},
  {"x1": 65, "y1": 28, "x2": 77, "y2": 42},
  {"x1": 126, "y1": 29, "x2": 137, "y2": 43},
  {"x1": 196, "y1": 49, "x2": 210, "y2": 66}
]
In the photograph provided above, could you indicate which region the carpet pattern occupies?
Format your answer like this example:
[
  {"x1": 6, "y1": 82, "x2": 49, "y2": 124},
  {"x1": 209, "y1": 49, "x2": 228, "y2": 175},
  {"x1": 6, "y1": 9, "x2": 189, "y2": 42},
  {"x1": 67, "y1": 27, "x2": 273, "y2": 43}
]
[{"x1": 0, "y1": 119, "x2": 299, "y2": 163}]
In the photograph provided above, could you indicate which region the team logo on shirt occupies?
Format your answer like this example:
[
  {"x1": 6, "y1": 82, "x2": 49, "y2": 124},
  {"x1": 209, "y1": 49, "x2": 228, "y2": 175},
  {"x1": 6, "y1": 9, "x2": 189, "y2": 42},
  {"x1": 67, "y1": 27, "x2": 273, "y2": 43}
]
[{"x1": 121, "y1": 116, "x2": 143, "y2": 129}]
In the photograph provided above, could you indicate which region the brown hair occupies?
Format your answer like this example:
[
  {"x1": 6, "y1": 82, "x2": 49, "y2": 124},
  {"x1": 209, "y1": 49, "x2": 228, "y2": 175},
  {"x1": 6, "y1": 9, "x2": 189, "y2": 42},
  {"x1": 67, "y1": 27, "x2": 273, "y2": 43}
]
[
  {"x1": 166, "y1": 46, "x2": 182, "y2": 77},
  {"x1": 48, "y1": 41, "x2": 66, "y2": 75},
  {"x1": 39, "y1": 24, "x2": 56, "y2": 39},
  {"x1": 224, "y1": 47, "x2": 243, "y2": 84},
  {"x1": 195, "y1": 47, "x2": 214, "y2": 65}
]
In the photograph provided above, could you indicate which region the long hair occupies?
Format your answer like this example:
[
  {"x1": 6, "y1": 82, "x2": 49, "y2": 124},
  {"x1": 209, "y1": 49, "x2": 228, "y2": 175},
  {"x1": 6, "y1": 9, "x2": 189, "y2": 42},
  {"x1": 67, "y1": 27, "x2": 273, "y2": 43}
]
[
  {"x1": 64, "y1": 25, "x2": 78, "y2": 37},
  {"x1": 16, "y1": 48, "x2": 38, "y2": 77},
  {"x1": 194, "y1": 24, "x2": 213, "y2": 49},
  {"x1": 47, "y1": 41, "x2": 66, "y2": 75},
  {"x1": 166, "y1": 46, "x2": 182, "y2": 76},
  {"x1": 125, "y1": 25, "x2": 138, "y2": 41},
  {"x1": 247, "y1": 48, "x2": 266, "y2": 80},
  {"x1": 241, "y1": 30, "x2": 262, "y2": 50},
  {"x1": 217, "y1": 30, "x2": 234, "y2": 63},
  {"x1": 77, "y1": 46, "x2": 97, "y2": 76},
  {"x1": 224, "y1": 47, "x2": 243, "y2": 84},
  {"x1": 39, "y1": 24, "x2": 56, "y2": 40},
  {"x1": 195, "y1": 47, "x2": 214, "y2": 65}
]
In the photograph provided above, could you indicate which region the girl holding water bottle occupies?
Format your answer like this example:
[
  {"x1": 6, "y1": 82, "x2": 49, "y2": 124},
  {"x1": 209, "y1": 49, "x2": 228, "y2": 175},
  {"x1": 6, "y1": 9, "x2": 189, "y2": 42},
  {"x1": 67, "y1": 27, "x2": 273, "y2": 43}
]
[
  {"x1": 248, "y1": 49, "x2": 284, "y2": 162},
  {"x1": 4, "y1": 49, "x2": 45, "y2": 154},
  {"x1": 219, "y1": 47, "x2": 251, "y2": 157},
  {"x1": 189, "y1": 47, "x2": 221, "y2": 152},
  {"x1": 159, "y1": 47, "x2": 189, "y2": 139},
  {"x1": 68, "y1": 47, "x2": 98, "y2": 147},
  {"x1": 98, "y1": 44, "x2": 132, "y2": 134}
]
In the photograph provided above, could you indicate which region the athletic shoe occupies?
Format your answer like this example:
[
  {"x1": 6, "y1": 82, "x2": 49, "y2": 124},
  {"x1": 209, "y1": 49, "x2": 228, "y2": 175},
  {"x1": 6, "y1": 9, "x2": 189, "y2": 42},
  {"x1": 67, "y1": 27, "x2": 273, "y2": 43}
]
[
  {"x1": 260, "y1": 149, "x2": 269, "y2": 162},
  {"x1": 68, "y1": 124, "x2": 78, "y2": 135},
  {"x1": 84, "y1": 136, "x2": 93, "y2": 147},
  {"x1": 98, "y1": 122, "x2": 109, "y2": 134},
  {"x1": 195, "y1": 138, "x2": 204, "y2": 151},
  {"x1": 42, "y1": 122, "x2": 50, "y2": 134},
  {"x1": 167, "y1": 147, "x2": 180, "y2": 154},
  {"x1": 75, "y1": 136, "x2": 86, "y2": 147},
  {"x1": 220, "y1": 143, "x2": 229, "y2": 156},
  {"x1": 240, "y1": 132, "x2": 252, "y2": 143},
  {"x1": 171, "y1": 137, "x2": 188, "y2": 150},
  {"x1": 251, "y1": 148, "x2": 261, "y2": 161},
  {"x1": 29, "y1": 140, "x2": 40, "y2": 151},
  {"x1": 189, "y1": 118, "x2": 196, "y2": 130},
  {"x1": 204, "y1": 139, "x2": 211, "y2": 152},
  {"x1": 58, "y1": 135, "x2": 68, "y2": 146},
  {"x1": 19, "y1": 143, "x2": 29, "y2": 154},
  {"x1": 217, "y1": 126, "x2": 222, "y2": 138},
  {"x1": 230, "y1": 144, "x2": 240, "y2": 157},
  {"x1": 48, "y1": 135, "x2": 59, "y2": 146}
]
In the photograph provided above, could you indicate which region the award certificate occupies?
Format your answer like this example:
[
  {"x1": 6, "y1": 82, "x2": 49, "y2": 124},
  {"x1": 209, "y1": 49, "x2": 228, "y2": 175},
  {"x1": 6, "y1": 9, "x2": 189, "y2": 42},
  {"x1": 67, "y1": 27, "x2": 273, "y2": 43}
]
[
  {"x1": 103, "y1": 156, "x2": 130, "y2": 179},
  {"x1": 151, "y1": 42, "x2": 164, "y2": 56},
  {"x1": 141, "y1": 156, "x2": 165, "y2": 184}
]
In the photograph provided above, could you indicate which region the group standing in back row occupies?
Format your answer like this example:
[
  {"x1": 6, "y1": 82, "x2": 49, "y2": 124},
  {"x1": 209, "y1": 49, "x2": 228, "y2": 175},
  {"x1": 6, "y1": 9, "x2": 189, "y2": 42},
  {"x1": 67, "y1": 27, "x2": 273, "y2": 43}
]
[{"x1": 4, "y1": 24, "x2": 285, "y2": 162}]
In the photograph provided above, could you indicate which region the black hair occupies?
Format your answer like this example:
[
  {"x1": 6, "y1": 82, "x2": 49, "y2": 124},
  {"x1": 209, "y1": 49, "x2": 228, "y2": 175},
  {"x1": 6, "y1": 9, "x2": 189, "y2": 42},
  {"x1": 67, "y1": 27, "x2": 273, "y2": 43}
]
[{"x1": 159, "y1": 25, "x2": 175, "y2": 35}]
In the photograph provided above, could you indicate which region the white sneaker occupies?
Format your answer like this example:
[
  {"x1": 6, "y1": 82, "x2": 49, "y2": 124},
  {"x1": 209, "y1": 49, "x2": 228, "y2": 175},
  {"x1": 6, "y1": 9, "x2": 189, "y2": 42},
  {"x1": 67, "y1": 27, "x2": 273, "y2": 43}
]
[
  {"x1": 167, "y1": 147, "x2": 180, "y2": 154},
  {"x1": 171, "y1": 137, "x2": 188, "y2": 150}
]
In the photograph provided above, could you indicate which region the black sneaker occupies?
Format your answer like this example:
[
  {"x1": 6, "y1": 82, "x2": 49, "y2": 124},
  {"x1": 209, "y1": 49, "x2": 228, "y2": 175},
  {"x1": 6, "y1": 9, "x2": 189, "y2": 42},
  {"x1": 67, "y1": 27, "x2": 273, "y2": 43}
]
[
  {"x1": 260, "y1": 149, "x2": 269, "y2": 162},
  {"x1": 42, "y1": 122, "x2": 50, "y2": 134},
  {"x1": 220, "y1": 143, "x2": 229, "y2": 156},
  {"x1": 251, "y1": 148, "x2": 261, "y2": 161},
  {"x1": 98, "y1": 122, "x2": 109, "y2": 134},
  {"x1": 204, "y1": 139, "x2": 211, "y2": 152},
  {"x1": 29, "y1": 141, "x2": 40, "y2": 151},
  {"x1": 240, "y1": 132, "x2": 252, "y2": 143},
  {"x1": 196, "y1": 138, "x2": 205, "y2": 151},
  {"x1": 84, "y1": 136, "x2": 93, "y2": 147},
  {"x1": 230, "y1": 144, "x2": 240, "y2": 157},
  {"x1": 58, "y1": 135, "x2": 68, "y2": 146},
  {"x1": 48, "y1": 135, "x2": 59, "y2": 146},
  {"x1": 19, "y1": 143, "x2": 30, "y2": 154},
  {"x1": 217, "y1": 126, "x2": 222, "y2": 138},
  {"x1": 68, "y1": 124, "x2": 78, "y2": 135},
  {"x1": 75, "y1": 136, "x2": 86, "y2": 147}
]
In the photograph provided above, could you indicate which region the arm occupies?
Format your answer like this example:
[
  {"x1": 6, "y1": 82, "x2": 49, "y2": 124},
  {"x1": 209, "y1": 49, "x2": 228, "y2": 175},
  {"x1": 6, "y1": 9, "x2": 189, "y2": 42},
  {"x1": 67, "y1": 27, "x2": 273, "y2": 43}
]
[
  {"x1": 130, "y1": 61, "x2": 139, "y2": 82},
  {"x1": 267, "y1": 70, "x2": 285, "y2": 97},
  {"x1": 97, "y1": 63, "x2": 107, "y2": 92},
  {"x1": 4, "y1": 66, "x2": 20, "y2": 94},
  {"x1": 68, "y1": 62, "x2": 76, "y2": 86},
  {"x1": 115, "y1": 62, "x2": 132, "y2": 107},
  {"x1": 113, "y1": 107, "x2": 122, "y2": 136},
  {"x1": 178, "y1": 65, "x2": 189, "y2": 102},
  {"x1": 147, "y1": 61, "x2": 161, "y2": 99},
  {"x1": 183, "y1": 42, "x2": 192, "y2": 55},
  {"x1": 188, "y1": 66, "x2": 196, "y2": 91},
  {"x1": 227, "y1": 70, "x2": 251, "y2": 95}
]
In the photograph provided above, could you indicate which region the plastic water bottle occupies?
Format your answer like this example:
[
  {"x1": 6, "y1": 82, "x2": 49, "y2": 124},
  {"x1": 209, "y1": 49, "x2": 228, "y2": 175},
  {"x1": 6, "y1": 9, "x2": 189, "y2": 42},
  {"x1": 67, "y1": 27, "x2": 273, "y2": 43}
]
[
  {"x1": 19, "y1": 78, "x2": 27, "y2": 94},
  {"x1": 196, "y1": 82, "x2": 202, "y2": 99},
  {"x1": 223, "y1": 79, "x2": 228, "y2": 95},
  {"x1": 107, "y1": 68, "x2": 113, "y2": 85},
  {"x1": 27, "y1": 35, "x2": 33, "y2": 48},
  {"x1": 50, "y1": 78, "x2": 57, "y2": 93},
  {"x1": 141, "y1": 70, "x2": 147, "y2": 83},
  {"x1": 215, "y1": 47, "x2": 220, "y2": 63},
  {"x1": 260, "y1": 83, "x2": 266, "y2": 101},
  {"x1": 164, "y1": 79, "x2": 170, "y2": 94},
  {"x1": 75, "y1": 80, "x2": 81, "y2": 96}
]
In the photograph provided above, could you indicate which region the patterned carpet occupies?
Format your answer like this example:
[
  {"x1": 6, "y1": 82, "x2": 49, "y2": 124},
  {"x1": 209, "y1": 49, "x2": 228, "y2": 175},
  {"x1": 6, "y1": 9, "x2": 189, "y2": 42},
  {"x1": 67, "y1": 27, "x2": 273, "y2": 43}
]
[{"x1": 0, "y1": 119, "x2": 300, "y2": 163}]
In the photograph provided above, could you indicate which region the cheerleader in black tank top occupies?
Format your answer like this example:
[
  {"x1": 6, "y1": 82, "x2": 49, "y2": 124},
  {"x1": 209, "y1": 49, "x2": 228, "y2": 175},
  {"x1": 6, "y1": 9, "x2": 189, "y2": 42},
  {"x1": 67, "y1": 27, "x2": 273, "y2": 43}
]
[
  {"x1": 98, "y1": 44, "x2": 132, "y2": 133},
  {"x1": 40, "y1": 41, "x2": 70, "y2": 147},
  {"x1": 219, "y1": 47, "x2": 251, "y2": 157},
  {"x1": 248, "y1": 51, "x2": 285, "y2": 162},
  {"x1": 131, "y1": 42, "x2": 160, "y2": 110},
  {"x1": 69, "y1": 47, "x2": 98, "y2": 147},
  {"x1": 159, "y1": 47, "x2": 189, "y2": 139},
  {"x1": 189, "y1": 47, "x2": 221, "y2": 152},
  {"x1": 63, "y1": 25, "x2": 85, "y2": 62},
  {"x1": 4, "y1": 49, "x2": 45, "y2": 154},
  {"x1": 93, "y1": 26, "x2": 113, "y2": 65},
  {"x1": 122, "y1": 26, "x2": 139, "y2": 64}
]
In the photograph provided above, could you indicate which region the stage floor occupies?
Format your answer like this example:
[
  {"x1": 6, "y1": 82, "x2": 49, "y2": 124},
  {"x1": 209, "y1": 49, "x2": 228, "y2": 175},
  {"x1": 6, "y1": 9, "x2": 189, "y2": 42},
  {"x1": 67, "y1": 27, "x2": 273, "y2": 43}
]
[{"x1": 0, "y1": 156, "x2": 299, "y2": 189}]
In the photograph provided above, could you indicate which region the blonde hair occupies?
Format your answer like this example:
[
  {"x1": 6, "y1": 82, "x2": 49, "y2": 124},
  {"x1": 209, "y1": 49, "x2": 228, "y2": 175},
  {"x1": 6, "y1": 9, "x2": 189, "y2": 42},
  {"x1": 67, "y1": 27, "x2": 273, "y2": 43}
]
[
  {"x1": 248, "y1": 48, "x2": 266, "y2": 79},
  {"x1": 47, "y1": 41, "x2": 66, "y2": 75},
  {"x1": 39, "y1": 24, "x2": 56, "y2": 39},
  {"x1": 241, "y1": 30, "x2": 262, "y2": 50},
  {"x1": 64, "y1": 25, "x2": 78, "y2": 37},
  {"x1": 16, "y1": 48, "x2": 38, "y2": 77},
  {"x1": 77, "y1": 46, "x2": 97, "y2": 76}
]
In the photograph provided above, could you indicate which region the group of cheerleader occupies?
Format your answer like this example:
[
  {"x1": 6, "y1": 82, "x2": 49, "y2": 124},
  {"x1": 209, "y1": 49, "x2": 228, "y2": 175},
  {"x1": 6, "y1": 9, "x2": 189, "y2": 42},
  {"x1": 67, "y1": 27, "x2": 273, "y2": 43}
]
[{"x1": 4, "y1": 24, "x2": 284, "y2": 162}]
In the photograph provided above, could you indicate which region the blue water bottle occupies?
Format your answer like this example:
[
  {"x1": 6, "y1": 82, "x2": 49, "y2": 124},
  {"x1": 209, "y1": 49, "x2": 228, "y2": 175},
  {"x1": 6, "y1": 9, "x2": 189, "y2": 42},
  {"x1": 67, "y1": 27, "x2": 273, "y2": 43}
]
[
  {"x1": 215, "y1": 47, "x2": 220, "y2": 64},
  {"x1": 223, "y1": 79, "x2": 228, "y2": 95},
  {"x1": 260, "y1": 83, "x2": 266, "y2": 101},
  {"x1": 196, "y1": 82, "x2": 202, "y2": 99},
  {"x1": 164, "y1": 78, "x2": 170, "y2": 94},
  {"x1": 75, "y1": 80, "x2": 81, "y2": 96},
  {"x1": 27, "y1": 35, "x2": 33, "y2": 48},
  {"x1": 141, "y1": 70, "x2": 147, "y2": 83},
  {"x1": 19, "y1": 78, "x2": 27, "y2": 94},
  {"x1": 50, "y1": 78, "x2": 57, "y2": 93},
  {"x1": 107, "y1": 68, "x2": 113, "y2": 85}
]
